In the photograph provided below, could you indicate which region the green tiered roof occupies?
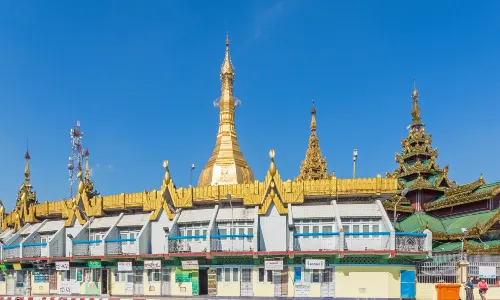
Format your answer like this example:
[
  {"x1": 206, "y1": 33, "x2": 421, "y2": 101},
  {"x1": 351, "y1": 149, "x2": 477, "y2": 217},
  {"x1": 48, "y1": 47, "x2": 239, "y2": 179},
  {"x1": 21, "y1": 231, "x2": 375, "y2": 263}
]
[{"x1": 397, "y1": 208, "x2": 500, "y2": 239}]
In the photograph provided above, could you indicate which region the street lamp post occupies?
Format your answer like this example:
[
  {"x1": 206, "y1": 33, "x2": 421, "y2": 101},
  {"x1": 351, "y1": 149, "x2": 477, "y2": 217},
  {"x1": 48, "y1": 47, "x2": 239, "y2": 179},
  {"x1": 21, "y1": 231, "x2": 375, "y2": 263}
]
[
  {"x1": 352, "y1": 148, "x2": 358, "y2": 178},
  {"x1": 460, "y1": 228, "x2": 468, "y2": 261},
  {"x1": 393, "y1": 188, "x2": 409, "y2": 230}
]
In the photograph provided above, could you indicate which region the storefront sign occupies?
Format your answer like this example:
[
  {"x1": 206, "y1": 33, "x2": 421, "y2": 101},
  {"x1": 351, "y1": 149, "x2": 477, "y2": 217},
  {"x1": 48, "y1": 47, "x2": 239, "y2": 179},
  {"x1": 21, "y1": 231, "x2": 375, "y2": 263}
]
[
  {"x1": 13, "y1": 263, "x2": 22, "y2": 270},
  {"x1": 0, "y1": 264, "x2": 6, "y2": 270},
  {"x1": 479, "y1": 266, "x2": 496, "y2": 279},
  {"x1": 118, "y1": 262, "x2": 133, "y2": 272},
  {"x1": 55, "y1": 261, "x2": 70, "y2": 271},
  {"x1": 265, "y1": 260, "x2": 283, "y2": 271},
  {"x1": 175, "y1": 269, "x2": 191, "y2": 282},
  {"x1": 294, "y1": 283, "x2": 311, "y2": 297},
  {"x1": 181, "y1": 260, "x2": 199, "y2": 270},
  {"x1": 305, "y1": 259, "x2": 326, "y2": 270},
  {"x1": 87, "y1": 260, "x2": 101, "y2": 268},
  {"x1": 144, "y1": 260, "x2": 161, "y2": 270}
]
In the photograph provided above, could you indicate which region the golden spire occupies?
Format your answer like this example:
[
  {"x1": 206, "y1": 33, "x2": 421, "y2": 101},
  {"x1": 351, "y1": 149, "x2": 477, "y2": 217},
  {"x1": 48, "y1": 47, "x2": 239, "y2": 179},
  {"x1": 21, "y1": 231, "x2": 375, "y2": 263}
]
[
  {"x1": 84, "y1": 149, "x2": 90, "y2": 181},
  {"x1": 24, "y1": 140, "x2": 31, "y2": 185},
  {"x1": 221, "y1": 32, "x2": 234, "y2": 76},
  {"x1": 198, "y1": 34, "x2": 254, "y2": 186},
  {"x1": 297, "y1": 99, "x2": 329, "y2": 181},
  {"x1": 411, "y1": 78, "x2": 422, "y2": 124}
]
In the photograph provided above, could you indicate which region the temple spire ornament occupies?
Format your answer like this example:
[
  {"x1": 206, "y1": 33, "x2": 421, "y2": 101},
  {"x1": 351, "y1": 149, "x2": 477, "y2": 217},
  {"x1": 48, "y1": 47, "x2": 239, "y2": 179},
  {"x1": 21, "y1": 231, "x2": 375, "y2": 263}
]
[
  {"x1": 297, "y1": 99, "x2": 329, "y2": 181},
  {"x1": 411, "y1": 78, "x2": 423, "y2": 126},
  {"x1": 198, "y1": 34, "x2": 254, "y2": 186},
  {"x1": 24, "y1": 141, "x2": 31, "y2": 186}
]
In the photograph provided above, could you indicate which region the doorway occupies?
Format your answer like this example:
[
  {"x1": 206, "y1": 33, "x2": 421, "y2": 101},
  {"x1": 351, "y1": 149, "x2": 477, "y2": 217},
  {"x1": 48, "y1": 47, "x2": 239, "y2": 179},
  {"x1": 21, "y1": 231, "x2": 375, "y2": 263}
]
[
  {"x1": 101, "y1": 269, "x2": 109, "y2": 295},
  {"x1": 240, "y1": 268, "x2": 253, "y2": 296},
  {"x1": 198, "y1": 268, "x2": 208, "y2": 295}
]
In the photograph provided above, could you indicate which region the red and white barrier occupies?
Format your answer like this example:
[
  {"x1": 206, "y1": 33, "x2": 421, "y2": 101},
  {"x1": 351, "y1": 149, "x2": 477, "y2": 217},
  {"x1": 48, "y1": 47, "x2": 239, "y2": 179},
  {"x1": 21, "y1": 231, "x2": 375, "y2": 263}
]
[{"x1": 0, "y1": 297, "x2": 145, "y2": 300}]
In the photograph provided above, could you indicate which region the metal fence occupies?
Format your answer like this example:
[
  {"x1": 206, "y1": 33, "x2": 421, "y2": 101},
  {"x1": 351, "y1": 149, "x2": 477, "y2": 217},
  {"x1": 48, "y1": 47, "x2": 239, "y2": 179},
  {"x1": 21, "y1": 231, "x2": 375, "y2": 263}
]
[
  {"x1": 416, "y1": 261, "x2": 500, "y2": 286},
  {"x1": 416, "y1": 262, "x2": 458, "y2": 284},
  {"x1": 468, "y1": 262, "x2": 500, "y2": 286}
]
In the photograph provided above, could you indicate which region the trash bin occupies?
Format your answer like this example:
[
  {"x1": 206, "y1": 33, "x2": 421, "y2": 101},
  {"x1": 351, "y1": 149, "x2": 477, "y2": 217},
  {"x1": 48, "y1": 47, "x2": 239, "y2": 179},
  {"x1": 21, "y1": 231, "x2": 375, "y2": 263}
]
[{"x1": 435, "y1": 283, "x2": 462, "y2": 300}]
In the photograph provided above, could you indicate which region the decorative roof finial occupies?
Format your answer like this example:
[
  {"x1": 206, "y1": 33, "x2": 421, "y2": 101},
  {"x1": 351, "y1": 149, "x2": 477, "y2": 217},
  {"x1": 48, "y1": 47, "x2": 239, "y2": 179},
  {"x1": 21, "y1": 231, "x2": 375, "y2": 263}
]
[
  {"x1": 84, "y1": 149, "x2": 90, "y2": 181},
  {"x1": 221, "y1": 32, "x2": 234, "y2": 76},
  {"x1": 24, "y1": 138, "x2": 31, "y2": 184},
  {"x1": 297, "y1": 97, "x2": 329, "y2": 181},
  {"x1": 310, "y1": 97, "x2": 317, "y2": 135},
  {"x1": 411, "y1": 78, "x2": 421, "y2": 124}
]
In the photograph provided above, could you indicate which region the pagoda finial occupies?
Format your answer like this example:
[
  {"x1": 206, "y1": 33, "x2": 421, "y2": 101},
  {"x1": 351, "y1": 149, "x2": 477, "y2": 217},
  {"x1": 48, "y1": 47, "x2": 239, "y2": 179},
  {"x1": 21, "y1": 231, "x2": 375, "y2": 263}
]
[
  {"x1": 198, "y1": 35, "x2": 254, "y2": 186},
  {"x1": 221, "y1": 32, "x2": 234, "y2": 77},
  {"x1": 411, "y1": 78, "x2": 421, "y2": 124},
  {"x1": 297, "y1": 98, "x2": 329, "y2": 181},
  {"x1": 310, "y1": 97, "x2": 317, "y2": 135},
  {"x1": 24, "y1": 138, "x2": 31, "y2": 184},
  {"x1": 84, "y1": 149, "x2": 90, "y2": 181}
]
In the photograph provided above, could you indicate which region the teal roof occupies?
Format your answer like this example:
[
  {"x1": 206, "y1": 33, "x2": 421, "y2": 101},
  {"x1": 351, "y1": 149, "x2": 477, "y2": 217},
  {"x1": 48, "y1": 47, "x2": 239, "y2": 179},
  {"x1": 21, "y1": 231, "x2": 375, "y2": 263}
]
[{"x1": 397, "y1": 209, "x2": 500, "y2": 235}]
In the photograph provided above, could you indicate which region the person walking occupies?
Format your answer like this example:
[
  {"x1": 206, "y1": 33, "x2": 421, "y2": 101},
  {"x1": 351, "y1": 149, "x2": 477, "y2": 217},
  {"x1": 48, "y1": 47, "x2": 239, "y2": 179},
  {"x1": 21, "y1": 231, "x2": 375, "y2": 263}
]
[
  {"x1": 478, "y1": 278, "x2": 488, "y2": 300},
  {"x1": 464, "y1": 276, "x2": 474, "y2": 300}
]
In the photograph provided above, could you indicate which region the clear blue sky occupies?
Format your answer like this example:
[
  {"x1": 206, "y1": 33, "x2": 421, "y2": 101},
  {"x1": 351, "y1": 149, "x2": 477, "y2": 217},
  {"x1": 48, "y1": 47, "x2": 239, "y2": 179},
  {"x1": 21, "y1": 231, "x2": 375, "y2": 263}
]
[{"x1": 0, "y1": 1, "x2": 498, "y2": 208}]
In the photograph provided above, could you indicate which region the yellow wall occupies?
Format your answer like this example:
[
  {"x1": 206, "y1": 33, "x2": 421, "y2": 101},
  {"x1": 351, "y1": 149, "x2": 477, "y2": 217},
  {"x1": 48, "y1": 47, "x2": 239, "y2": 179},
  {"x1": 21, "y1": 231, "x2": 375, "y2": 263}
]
[
  {"x1": 217, "y1": 281, "x2": 240, "y2": 296},
  {"x1": 252, "y1": 266, "x2": 274, "y2": 297},
  {"x1": 143, "y1": 277, "x2": 162, "y2": 296},
  {"x1": 30, "y1": 272, "x2": 50, "y2": 295},
  {"x1": 0, "y1": 281, "x2": 6, "y2": 294},
  {"x1": 461, "y1": 286, "x2": 500, "y2": 300},
  {"x1": 416, "y1": 283, "x2": 438, "y2": 300},
  {"x1": 32, "y1": 282, "x2": 50, "y2": 295},
  {"x1": 335, "y1": 266, "x2": 415, "y2": 299},
  {"x1": 109, "y1": 268, "x2": 134, "y2": 296}
]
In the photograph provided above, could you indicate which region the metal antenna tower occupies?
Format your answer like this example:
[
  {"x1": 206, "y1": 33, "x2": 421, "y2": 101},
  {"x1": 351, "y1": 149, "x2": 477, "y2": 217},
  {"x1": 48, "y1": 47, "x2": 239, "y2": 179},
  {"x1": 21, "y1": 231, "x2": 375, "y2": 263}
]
[{"x1": 67, "y1": 121, "x2": 84, "y2": 199}]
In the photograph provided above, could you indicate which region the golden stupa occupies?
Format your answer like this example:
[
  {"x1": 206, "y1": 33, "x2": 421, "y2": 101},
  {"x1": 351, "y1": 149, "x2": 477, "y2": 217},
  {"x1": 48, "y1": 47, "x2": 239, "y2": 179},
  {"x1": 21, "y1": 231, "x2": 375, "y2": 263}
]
[{"x1": 198, "y1": 34, "x2": 254, "y2": 186}]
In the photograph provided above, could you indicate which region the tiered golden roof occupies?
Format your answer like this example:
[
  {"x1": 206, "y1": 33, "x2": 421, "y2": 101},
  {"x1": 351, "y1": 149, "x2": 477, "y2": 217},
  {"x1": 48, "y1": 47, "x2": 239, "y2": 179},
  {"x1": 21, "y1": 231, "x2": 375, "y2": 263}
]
[
  {"x1": 297, "y1": 100, "x2": 330, "y2": 181},
  {"x1": 198, "y1": 33, "x2": 254, "y2": 187}
]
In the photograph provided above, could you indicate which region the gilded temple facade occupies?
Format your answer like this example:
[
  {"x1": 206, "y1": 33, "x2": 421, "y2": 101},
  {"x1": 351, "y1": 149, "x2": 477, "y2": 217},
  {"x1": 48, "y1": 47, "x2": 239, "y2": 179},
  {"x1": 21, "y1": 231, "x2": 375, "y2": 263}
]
[
  {"x1": 383, "y1": 80, "x2": 500, "y2": 262},
  {"x1": 4, "y1": 38, "x2": 489, "y2": 299}
]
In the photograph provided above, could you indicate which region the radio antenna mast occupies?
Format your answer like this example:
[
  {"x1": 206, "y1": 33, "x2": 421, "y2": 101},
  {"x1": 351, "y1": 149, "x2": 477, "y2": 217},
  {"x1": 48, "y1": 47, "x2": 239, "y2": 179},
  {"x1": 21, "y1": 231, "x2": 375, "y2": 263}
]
[{"x1": 67, "y1": 121, "x2": 84, "y2": 199}]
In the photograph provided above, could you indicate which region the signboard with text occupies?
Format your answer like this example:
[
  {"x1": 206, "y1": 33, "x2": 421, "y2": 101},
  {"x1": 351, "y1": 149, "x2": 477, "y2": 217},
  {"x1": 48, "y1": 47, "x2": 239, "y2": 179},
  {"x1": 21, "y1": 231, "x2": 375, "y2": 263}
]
[
  {"x1": 181, "y1": 260, "x2": 199, "y2": 270},
  {"x1": 55, "y1": 261, "x2": 70, "y2": 271},
  {"x1": 13, "y1": 263, "x2": 22, "y2": 270},
  {"x1": 265, "y1": 260, "x2": 283, "y2": 271},
  {"x1": 305, "y1": 259, "x2": 326, "y2": 270},
  {"x1": 118, "y1": 262, "x2": 133, "y2": 272},
  {"x1": 87, "y1": 260, "x2": 101, "y2": 268},
  {"x1": 294, "y1": 283, "x2": 311, "y2": 297},
  {"x1": 144, "y1": 260, "x2": 161, "y2": 270}
]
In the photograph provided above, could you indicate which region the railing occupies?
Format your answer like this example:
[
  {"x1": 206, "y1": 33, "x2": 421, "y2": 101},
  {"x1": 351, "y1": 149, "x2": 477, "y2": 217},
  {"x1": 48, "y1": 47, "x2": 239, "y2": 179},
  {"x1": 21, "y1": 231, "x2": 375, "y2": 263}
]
[
  {"x1": 468, "y1": 262, "x2": 500, "y2": 286},
  {"x1": 417, "y1": 262, "x2": 458, "y2": 283},
  {"x1": 395, "y1": 232, "x2": 426, "y2": 252},
  {"x1": 210, "y1": 234, "x2": 254, "y2": 252},
  {"x1": 105, "y1": 238, "x2": 138, "y2": 255},
  {"x1": 344, "y1": 232, "x2": 392, "y2": 251},
  {"x1": 3, "y1": 244, "x2": 21, "y2": 259},
  {"x1": 72, "y1": 240, "x2": 103, "y2": 256},
  {"x1": 22, "y1": 243, "x2": 47, "y2": 258},
  {"x1": 168, "y1": 235, "x2": 207, "y2": 253},
  {"x1": 293, "y1": 232, "x2": 340, "y2": 251}
]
